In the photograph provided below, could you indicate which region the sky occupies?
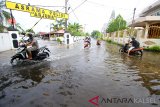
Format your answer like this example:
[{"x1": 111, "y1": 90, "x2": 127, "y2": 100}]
[{"x1": 2, "y1": 0, "x2": 157, "y2": 33}]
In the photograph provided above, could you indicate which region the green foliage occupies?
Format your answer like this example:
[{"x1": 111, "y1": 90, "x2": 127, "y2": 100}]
[
  {"x1": 0, "y1": 1, "x2": 11, "y2": 32},
  {"x1": 26, "y1": 29, "x2": 35, "y2": 34},
  {"x1": 0, "y1": 24, "x2": 4, "y2": 32},
  {"x1": 86, "y1": 32, "x2": 90, "y2": 36},
  {"x1": 106, "y1": 39, "x2": 123, "y2": 46},
  {"x1": 106, "y1": 14, "x2": 127, "y2": 33},
  {"x1": 57, "y1": 37, "x2": 62, "y2": 44},
  {"x1": 91, "y1": 30, "x2": 102, "y2": 39},
  {"x1": 51, "y1": 19, "x2": 65, "y2": 31},
  {"x1": 67, "y1": 22, "x2": 83, "y2": 36},
  {"x1": 145, "y1": 45, "x2": 160, "y2": 52},
  {"x1": 15, "y1": 23, "x2": 25, "y2": 33}
]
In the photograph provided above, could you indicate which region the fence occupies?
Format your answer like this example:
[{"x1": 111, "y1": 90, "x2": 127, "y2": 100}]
[{"x1": 104, "y1": 28, "x2": 160, "y2": 47}]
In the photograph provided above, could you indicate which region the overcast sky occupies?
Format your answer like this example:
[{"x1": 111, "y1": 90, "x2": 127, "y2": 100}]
[{"x1": 3, "y1": 0, "x2": 157, "y2": 33}]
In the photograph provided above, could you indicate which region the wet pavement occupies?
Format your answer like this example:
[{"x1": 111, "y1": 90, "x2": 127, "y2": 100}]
[{"x1": 0, "y1": 39, "x2": 160, "y2": 107}]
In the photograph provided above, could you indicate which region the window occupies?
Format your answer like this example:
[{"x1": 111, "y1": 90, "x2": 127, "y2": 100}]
[{"x1": 157, "y1": 12, "x2": 160, "y2": 16}]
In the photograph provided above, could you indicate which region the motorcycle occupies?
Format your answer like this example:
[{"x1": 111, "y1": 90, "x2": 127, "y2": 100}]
[
  {"x1": 10, "y1": 45, "x2": 50, "y2": 65},
  {"x1": 84, "y1": 41, "x2": 91, "y2": 48},
  {"x1": 96, "y1": 40, "x2": 101, "y2": 46},
  {"x1": 119, "y1": 43, "x2": 143, "y2": 56}
]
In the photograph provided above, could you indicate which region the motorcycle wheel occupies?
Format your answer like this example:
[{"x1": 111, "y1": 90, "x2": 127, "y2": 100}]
[
  {"x1": 10, "y1": 56, "x2": 20, "y2": 66},
  {"x1": 136, "y1": 50, "x2": 143, "y2": 57},
  {"x1": 119, "y1": 48, "x2": 124, "y2": 53}
]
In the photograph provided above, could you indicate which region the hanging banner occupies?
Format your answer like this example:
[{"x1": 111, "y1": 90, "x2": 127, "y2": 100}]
[{"x1": 5, "y1": 1, "x2": 69, "y2": 20}]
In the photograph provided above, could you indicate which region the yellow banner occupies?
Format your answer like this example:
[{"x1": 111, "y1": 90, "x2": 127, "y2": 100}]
[
  {"x1": 30, "y1": 12, "x2": 57, "y2": 20},
  {"x1": 6, "y1": 1, "x2": 69, "y2": 20}
]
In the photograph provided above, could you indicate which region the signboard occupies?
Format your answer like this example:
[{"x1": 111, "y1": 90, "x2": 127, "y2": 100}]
[{"x1": 5, "y1": 1, "x2": 69, "y2": 20}]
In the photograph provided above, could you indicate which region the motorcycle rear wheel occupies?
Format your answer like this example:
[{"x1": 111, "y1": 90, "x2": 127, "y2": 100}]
[{"x1": 136, "y1": 50, "x2": 143, "y2": 57}]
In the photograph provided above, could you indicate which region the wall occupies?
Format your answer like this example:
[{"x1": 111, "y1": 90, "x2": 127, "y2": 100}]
[
  {"x1": 64, "y1": 33, "x2": 74, "y2": 44},
  {"x1": 0, "y1": 33, "x2": 12, "y2": 52},
  {"x1": 104, "y1": 29, "x2": 160, "y2": 47}
]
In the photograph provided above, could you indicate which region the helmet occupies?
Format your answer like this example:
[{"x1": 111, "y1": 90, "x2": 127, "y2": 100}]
[
  {"x1": 131, "y1": 37, "x2": 135, "y2": 40},
  {"x1": 26, "y1": 32, "x2": 33, "y2": 41}
]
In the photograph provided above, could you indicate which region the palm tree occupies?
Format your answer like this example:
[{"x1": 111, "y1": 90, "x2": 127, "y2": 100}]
[
  {"x1": 26, "y1": 29, "x2": 35, "y2": 34},
  {"x1": 57, "y1": 19, "x2": 65, "y2": 29},
  {"x1": 51, "y1": 23, "x2": 58, "y2": 32},
  {"x1": 15, "y1": 23, "x2": 25, "y2": 32},
  {"x1": 73, "y1": 22, "x2": 82, "y2": 32},
  {"x1": 51, "y1": 19, "x2": 65, "y2": 31},
  {"x1": 0, "y1": 0, "x2": 11, "y2": 32},
  {"x1": 67, "y1": 22, "x2": 83, "y2": 36}
]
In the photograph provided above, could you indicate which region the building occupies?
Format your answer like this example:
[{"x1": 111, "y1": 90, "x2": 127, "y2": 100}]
[{"x1": 128, "y1": 0, "x2": 160, "y2": 39}]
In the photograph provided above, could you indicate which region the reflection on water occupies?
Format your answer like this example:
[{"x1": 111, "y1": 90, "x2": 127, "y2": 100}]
[
  {"x1": 106, "y1": 43, "x2": 160, "y2": 95},
  {"x1": 0, "y1": 61, "x2": 53, "y2": 92},
  {"x1": 0, "y1": 40, "x2": 160, "y2": 107}
]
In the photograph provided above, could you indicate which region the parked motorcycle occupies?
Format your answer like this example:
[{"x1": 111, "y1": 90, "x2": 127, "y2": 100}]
[
  {"x1": 119, "y1": 43, "x2": 143, "y2": 56},
  {"x1": 10, "y1": 45, "x2": 50, "y2": 65}
]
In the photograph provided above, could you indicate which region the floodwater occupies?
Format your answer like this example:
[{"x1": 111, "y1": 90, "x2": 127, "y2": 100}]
[{"x1": 0, "y1": 39, "x2": 160, "y2": 107}]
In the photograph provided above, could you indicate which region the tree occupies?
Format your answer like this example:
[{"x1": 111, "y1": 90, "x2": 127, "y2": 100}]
[
  {"x1": 0, "y1": 0, "x2": 11, "y2": 32},
  {"x1": 51, "y1": 19, "x2": 65, "y2": 31},
  {"x1": 91, "y1": 30, "x2": 102, "y2": 39},
  {"x1": 86, "y1": 32, "x2": 90, "y2": 36},
  {"x1": 15, "y1": 23, "x2": 25, "y2": 32},
  {"x1": 106, "y1": 14, "x2": 127, "y2": 33},
  {"x1": 67, "y1": 22, "x2": 83, "y2": 36},
  {"x1": 26, "y1": 29, "x2": 35, "y2": 34}
]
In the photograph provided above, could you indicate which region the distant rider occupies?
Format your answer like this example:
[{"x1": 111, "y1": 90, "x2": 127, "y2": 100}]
[
  {"x1": 84, "y1": 36, "x2": 91, "y2": 45},
  {"x1": 26, "y1": 33, "x2": 39, "y2": 59},
  {"x1": 128, "y1": 37, "x2": 140, "y2": 56},
  {"x1": 96, "y1": 39, "x2": 101, "y2": 45}
]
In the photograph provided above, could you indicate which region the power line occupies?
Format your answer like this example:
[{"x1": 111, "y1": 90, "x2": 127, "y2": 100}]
[
  {"x1": 68, "y1": 3, "x2": 80, "y2": 22},
  {"x1": 69, "y1": 0, "x2": 87, "y2": 14},
  {"x1": 31, "y1": 5, "x2": 64, "y2": 8},
  {"x1": 86, "y1": 0, "x2": 133, "y2": 11}
]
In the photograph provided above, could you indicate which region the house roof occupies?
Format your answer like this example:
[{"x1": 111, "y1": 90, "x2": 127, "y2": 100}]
[
  {"x1": 139, "y1": 0, "x2": 160, "y2": 17},
  {"x1": 50, "y1": 29, "x2": 65, "y2": 34},
  {"x1": 38, "y1": 32, "x2": 47, "y2": 35},
  {"x1": 128, "y1": 16, "x2": 160, "y2": 27}
]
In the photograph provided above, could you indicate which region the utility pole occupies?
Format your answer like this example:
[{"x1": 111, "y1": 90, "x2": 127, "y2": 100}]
[
  {"x1": 65, "y1": 0, "x2": 68, "y2": 32},
  {"x1": 131, "y1": 8, "x2": 136, "y2": 36},
  {"x1": 132, "y1": 8, "x2": 136, "y2": 24},
  {"x1": 10, "y1": 9, "x2": 14, "y2": 29}
]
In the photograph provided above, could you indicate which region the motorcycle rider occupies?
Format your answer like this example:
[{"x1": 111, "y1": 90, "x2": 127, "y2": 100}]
[
  {"x1": 127, "y1": 37, "x2": 140, "y2": 56},
  {"x1": 26, "y1": 33, "x2": 39, "y2": 59},
  {"x1": 84, "y1": 36, "x2": 91, "y2": 45}
]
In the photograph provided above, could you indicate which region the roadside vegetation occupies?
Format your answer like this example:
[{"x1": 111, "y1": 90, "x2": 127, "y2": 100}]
[
  {"x1": 57, "y1": 37, "x2": 62, "y2": 44},
  {"x1": 91, "y1": 30, "x2": 102, "y2": 39},
  {"x1": 106, "y1": 39, "x2": 123, "y2": 46},
  {"x1": 0, "y1": 1, "x2": 11, "y2": 32},
  {"x1": 106, "y1": 14, "x2": 127, "y2": 33},
  {"x1": 144, "y1": 45, "x2": 160, "y2": 52}
]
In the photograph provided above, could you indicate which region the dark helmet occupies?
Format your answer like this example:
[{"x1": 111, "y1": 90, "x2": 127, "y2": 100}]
[
  {"x1": 26, "y1": 33, "x2": 33, "y2": 40},
  {"x1": 131, "y1": 37, "x2": 135, "y2": 41}
]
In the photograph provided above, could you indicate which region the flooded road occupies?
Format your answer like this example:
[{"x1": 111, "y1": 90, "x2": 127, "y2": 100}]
[{"x1": 0, "y1": 39, "x2": 160, "y2": 107}]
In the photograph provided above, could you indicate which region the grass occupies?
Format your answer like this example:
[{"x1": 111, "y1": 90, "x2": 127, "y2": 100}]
[
  {"x1": 106, "y1": 39, "x2": 123, "y2": 46},
  {"x1": 144, "y1": 45, "x2": 160, "y2": 52}
]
